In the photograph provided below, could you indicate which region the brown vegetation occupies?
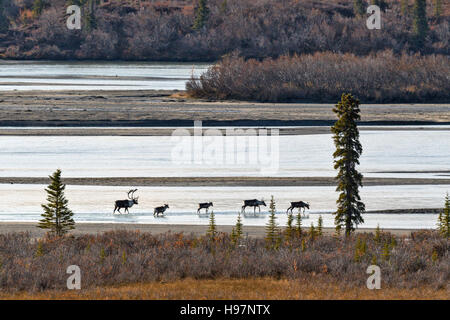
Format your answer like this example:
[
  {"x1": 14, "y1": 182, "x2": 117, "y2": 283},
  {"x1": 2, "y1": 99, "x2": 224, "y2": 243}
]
[
  {"x1": 0, "y1": 0, "x2": 449, "y2": 60},
  {"x1": 0, "y1": 230, "x2": 448, "y2": 293},
  {"x1": 1, "y1": 278, "x2": 448, "y2": 300},
  {"x1": 187, "y1": 51, "x2": 450, "y2": 102}
]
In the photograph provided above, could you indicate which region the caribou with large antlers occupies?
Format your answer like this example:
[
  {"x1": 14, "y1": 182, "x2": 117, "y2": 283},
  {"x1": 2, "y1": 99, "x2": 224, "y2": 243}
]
[{"x1": 113, "y1": 189, "x2": 139, "y2": 214}]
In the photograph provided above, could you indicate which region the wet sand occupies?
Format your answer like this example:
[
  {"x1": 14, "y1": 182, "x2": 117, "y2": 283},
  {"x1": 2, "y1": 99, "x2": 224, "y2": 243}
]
[
  {"x1": 0, "y1": 90, "x2": 449, "y2": 128},
  {"x1": 0, "y1": 222, "x2": 420, "y2": 238},
  {"x1": 1, "y1": 176, "x2": 450, "y2": 187}
]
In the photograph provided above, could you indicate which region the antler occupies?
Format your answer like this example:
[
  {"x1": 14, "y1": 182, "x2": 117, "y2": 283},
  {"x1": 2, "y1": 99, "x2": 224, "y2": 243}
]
[{"x1": 127, "y1": 189, "x2": 138, "y2": 199}]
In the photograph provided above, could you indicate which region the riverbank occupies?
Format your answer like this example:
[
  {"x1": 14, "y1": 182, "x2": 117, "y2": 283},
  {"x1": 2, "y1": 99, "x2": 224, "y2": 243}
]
[
  {"x1": 2, "y1": 176, "x2": 450, "y2": 187},
  {"x1": 1, "y1": 90, "x2": 449, "y2": 127},
  {"x1": 0, "y1": 222, "x2": 423, "y2": 238}
]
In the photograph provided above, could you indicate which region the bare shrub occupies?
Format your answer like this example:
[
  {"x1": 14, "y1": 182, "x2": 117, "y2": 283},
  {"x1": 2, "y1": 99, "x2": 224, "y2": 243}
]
[{"x1": 187, "y1": 51, "x2": 450, "y2": 102}]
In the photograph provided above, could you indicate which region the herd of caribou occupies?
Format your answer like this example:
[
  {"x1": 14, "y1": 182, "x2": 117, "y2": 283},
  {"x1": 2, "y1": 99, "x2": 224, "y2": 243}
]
[{"x1": 113, "y1": 189, "x2": 310, "y2": 216}]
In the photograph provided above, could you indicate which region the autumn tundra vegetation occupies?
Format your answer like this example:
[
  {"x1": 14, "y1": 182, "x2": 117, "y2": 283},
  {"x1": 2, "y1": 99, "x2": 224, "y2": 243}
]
[{"x1": 0, "y1": 0, "x2": 448, "y2": 60}]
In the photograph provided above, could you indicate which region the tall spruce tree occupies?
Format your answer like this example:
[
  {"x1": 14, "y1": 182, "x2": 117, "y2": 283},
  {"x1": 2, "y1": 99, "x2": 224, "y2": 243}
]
[
  {"x1": 331, "y1": 93, "x2": 365, "y2": 237},
  {"x1": 413, "y1": 0, "x2": 428, "y2": 48},
  {"x1": 265, "y1": 196, "x2": 280, "y2": 249},
  {"x1": 38, "y1": 169, "x2": 75, "y2": 237},
  {"x1": 193, "y1": 0, "x2": 209, "y2": 30}
]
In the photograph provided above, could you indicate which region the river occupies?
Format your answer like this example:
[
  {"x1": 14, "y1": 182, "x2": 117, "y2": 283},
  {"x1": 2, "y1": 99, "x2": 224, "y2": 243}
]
[{"x1": 0, "y1": 60, "x2": 210, "y2": 91}]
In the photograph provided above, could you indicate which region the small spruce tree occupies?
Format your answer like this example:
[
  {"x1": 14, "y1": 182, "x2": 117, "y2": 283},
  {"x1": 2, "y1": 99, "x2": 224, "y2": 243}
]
[
  {"x1": 193, "y1": 0, "x2": 209, "y2": 30},
  {"x1": 401, "y1": 0, "x2": 410, "y2": 15},
  {"x1": 295, "y1": 212, "x2": 302, "y2": 238},
  {"x1": 231, "y1": 212, "x2": 243, "y2": 245},
  {"x1": 309, "y1": 223, "x2": 316, "y2": 240},
  {"x1": 433, "y1": 0, "x2": 442, "y2": 18},
  {"x1": 285, "y1": 212, "x2": 294, "y2": 240},
  {"x1": 32, "y1": 0, "x2": 46, "y2": 17},
  {"x1": 265, "y1": 196, "x2": 280, "y2": 249},
  {"x1": 38, "y1": 169, "x2": 75, "y2": 237},
  {"x1": 0, "y1": 0, "x2": 10, "y2": 32},
  {"x1": 207, "y1": 210, "x2": 217, "y2": 240},
  {"x1": 317, "y1": 215, "x2": 323, "y2": 236},
  {"x1": 353, "y1": 0, "x2": 366, "y2": 17},
  {"x1": 437, "y1": 193, "x2": 450, "y2": 238},
  {"x1": 375, "y1": 224, "x2": 381, "y2": 243},
  {"x1": 412, "y1": 0, "x2": 428, "y2": 48}
]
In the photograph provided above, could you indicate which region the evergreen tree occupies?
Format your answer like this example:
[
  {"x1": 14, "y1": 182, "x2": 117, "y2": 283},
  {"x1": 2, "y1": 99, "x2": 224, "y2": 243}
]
[
  {"x1": 265, "y1": 196, "x2": 280, "y2": 249},
  {"x1": 331, "y1": 93, "x2": 365, "y2": 237},
  {"x1": 84, "y1": 0, "x2": 96, "y2": 31},
  {"x1": 353, "y1": 0, "x2": 365, "y2": 17},
  {"x1": 317, "y1": 215, "x2": 323, "y2": 236},
  {"x1": 437, "y1": 193, "x2": 450, "y2": 238},
  {"x1": 309, "y1": 223, "x2": 316, "y2": 240},
  {"x1": 193, "y1": 0, "x2": 209, "y2": 30},
  {"x1": 401, "y1": 0, "x2": 409, "y2": 16},
  {"x1": 375, "y1": 223, "x2": 381, "y2": 243},
  {"x1": 207, "y1": 210, "x2": 217, "y2": 240},
  {"x1": 413, "y1": 0, "x2": 428, "y2": 48},
  {"x1": 285, "y1": 212, "x2": 294, "y2": 240},
  {"x1": 0, "y1": 0, "x2": 9, "y2": 32},
  {"x1": 32, "y1": 0, "x2": 46, "y2": 17},
  {"x1": 433, "y1": 0, "x2": 442, "y2": 18},
  {"x1": 295, "y1": 211, "x2": 302, "y2": 237},
  {"x1": 231, "y1": 212, "x2": 243, "y2": 245},
  {"x1": 38, "y1": 169, "x2": 75, "y2": 237}
]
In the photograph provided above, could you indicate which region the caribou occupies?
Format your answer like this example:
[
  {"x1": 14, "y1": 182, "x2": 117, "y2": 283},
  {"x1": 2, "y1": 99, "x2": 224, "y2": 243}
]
[
  {"x1": 287, "y1": 201, "x2": 310, "y2": 215},
  {"x1": 154, "y1": 204, "x2": 169, "y2": 216},
  {"x1": 198, "y1": 202, "x2": 213, "y2": 214},
  {"x1": 113, "y1": 189, "x2": 138, "y2": 214},
  {"x1": 242, "y1": 199, "x2": 266, "y2": 214}
]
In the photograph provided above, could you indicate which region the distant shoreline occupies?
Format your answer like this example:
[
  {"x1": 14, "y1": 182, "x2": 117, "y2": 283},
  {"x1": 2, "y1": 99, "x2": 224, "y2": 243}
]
[{"x1": 1, "y1": 176, "x2": 450, "y2": 187}]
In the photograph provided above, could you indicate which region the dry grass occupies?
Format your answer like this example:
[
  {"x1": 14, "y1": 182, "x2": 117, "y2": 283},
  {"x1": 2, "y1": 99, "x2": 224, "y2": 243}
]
[{"x1": 1, "y1": 278, "x2": 448, "y2": 300}]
